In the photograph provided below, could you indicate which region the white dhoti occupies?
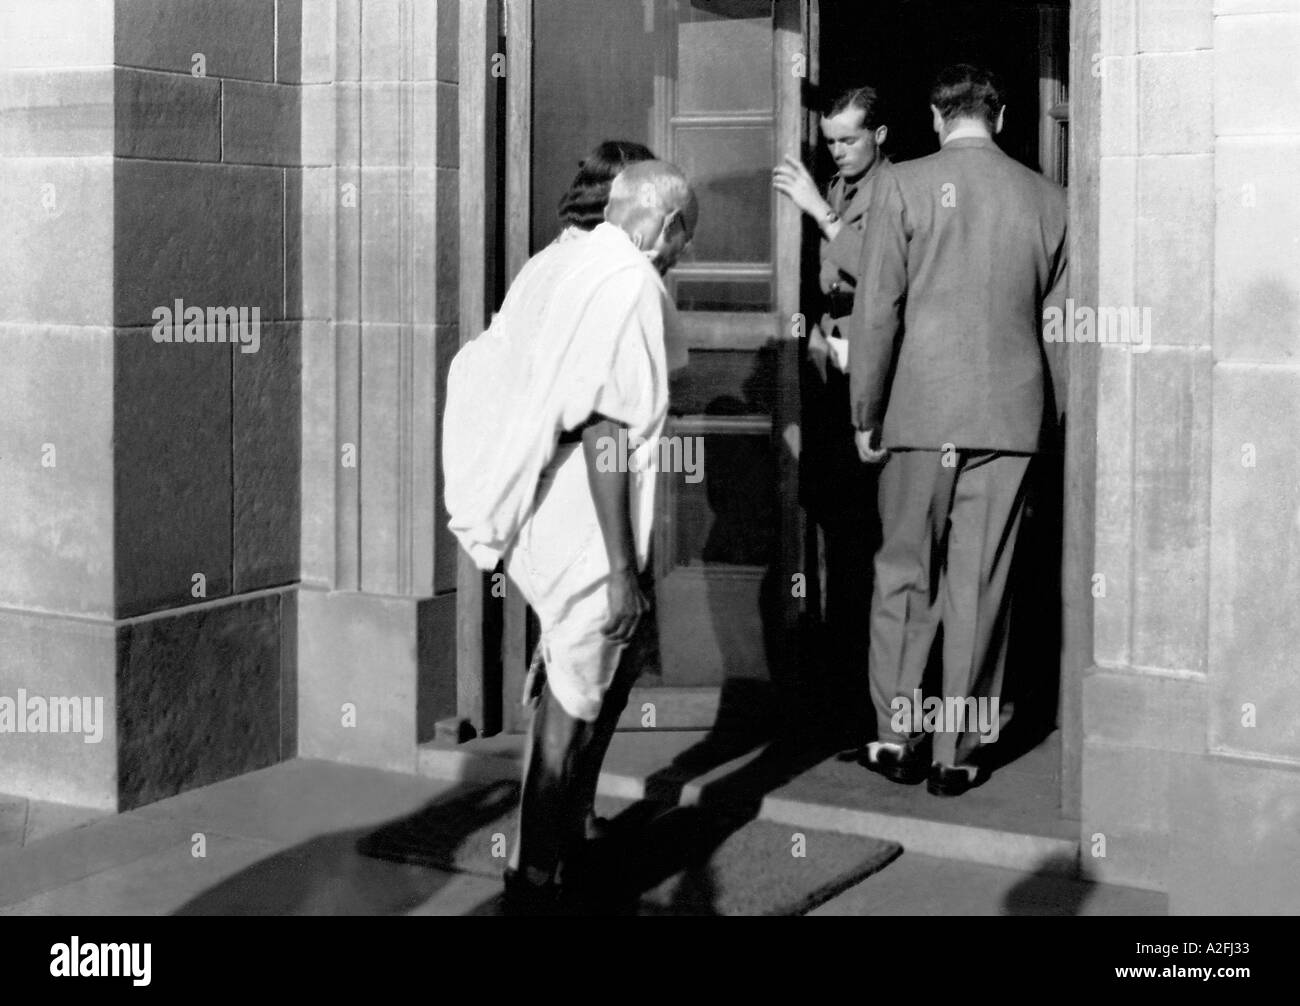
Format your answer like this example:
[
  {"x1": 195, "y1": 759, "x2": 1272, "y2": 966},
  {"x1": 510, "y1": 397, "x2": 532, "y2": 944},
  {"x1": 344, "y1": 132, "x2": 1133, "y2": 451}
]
[{"x1": 504, "y1": 442, "x2": 629, "y2": 723}]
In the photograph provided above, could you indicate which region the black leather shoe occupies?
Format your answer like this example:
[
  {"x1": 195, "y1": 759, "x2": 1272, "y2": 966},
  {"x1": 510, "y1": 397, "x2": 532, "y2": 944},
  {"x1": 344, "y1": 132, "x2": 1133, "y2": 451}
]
[
  {"x1": 859, "y1": 741, "x2": 929, "y2": 785},
  {"x1": 926, "y1": 763, "x2": 982, "y2": 797}
]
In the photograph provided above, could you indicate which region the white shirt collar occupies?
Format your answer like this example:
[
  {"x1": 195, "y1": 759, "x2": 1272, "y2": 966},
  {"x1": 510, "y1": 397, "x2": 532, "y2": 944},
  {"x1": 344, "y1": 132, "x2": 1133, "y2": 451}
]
[{"x1": 942, "y1": 124, "x2": 995, "y2": 145}]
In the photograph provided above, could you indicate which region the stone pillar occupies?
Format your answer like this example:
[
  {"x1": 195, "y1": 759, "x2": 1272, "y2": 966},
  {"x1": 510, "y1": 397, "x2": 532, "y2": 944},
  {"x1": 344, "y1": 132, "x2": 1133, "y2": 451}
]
[
  {"x1": 0, "y1": 0, "x2": 300, "y2": 809},
  {"x1": 1086, "y1": 0, "x2": 1300, "y2": 910},
  {"x1": 295, "y1": 0, "x2": 462, "y2": 772}
]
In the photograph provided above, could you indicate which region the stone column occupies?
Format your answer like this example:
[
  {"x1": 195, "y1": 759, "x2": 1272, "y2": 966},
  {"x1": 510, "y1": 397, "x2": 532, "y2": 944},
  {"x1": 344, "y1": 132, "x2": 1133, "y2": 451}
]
[{"x1": 295, "y1": 0, "x2": 462, "y2": 772}]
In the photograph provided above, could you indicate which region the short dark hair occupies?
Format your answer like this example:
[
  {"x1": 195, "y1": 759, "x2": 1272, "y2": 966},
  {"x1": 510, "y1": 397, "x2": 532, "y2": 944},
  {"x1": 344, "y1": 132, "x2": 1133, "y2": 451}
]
[
  {"x1": 929, "y1": 64, "x2": 1003, "y2": 127},
  {"x1": 557, "y1": 139, "x2": 656, "y2": 231},
  {"x1": 825, "y1": 85, "x2": 887, "y2": 131}
]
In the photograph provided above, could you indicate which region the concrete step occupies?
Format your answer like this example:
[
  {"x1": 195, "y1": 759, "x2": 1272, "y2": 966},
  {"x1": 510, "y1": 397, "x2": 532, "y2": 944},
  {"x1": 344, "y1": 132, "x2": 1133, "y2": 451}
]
[{"x1": 418, "y1": 729, "x2": 1083, "y2": 877}]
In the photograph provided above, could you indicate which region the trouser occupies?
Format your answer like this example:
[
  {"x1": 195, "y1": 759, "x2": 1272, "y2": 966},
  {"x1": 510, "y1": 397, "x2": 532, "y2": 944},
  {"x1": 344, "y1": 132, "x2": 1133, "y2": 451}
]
[
  {"x1": 509, "y1": 640, "x2": 639, "y2": 885},
  {"x1": 869, "y1": 448, "x2": 1031, "y2": 766},
  {"x1": 818, "y1": 502, "x2": 879, "y2": 738}
]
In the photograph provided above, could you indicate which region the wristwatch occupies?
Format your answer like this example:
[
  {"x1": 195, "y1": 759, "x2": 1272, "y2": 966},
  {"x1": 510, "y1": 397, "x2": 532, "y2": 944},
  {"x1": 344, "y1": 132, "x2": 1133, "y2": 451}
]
[{"x1": 823, "y1": 207, "x2": 841, "y2": 226}]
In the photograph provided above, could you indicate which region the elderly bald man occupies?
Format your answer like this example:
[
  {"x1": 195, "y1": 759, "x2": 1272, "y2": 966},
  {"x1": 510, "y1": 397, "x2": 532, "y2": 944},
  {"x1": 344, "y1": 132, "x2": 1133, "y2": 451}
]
[{"x1": 443, "y1": 160, "x2": 697, "y2": 913}]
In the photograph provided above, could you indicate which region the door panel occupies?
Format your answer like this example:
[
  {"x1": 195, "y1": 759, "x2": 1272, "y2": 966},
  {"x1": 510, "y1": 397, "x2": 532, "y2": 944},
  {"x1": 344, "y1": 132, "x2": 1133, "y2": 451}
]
[{"x1": 527, "y1": 0, "x2": 805, "y2": 730}]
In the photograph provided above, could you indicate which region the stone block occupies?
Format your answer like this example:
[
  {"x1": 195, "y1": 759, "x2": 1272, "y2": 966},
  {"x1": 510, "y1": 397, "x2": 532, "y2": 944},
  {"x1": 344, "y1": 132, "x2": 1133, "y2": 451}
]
[
  {"x1": 0, "y1": 0, "x2": 113, "y2": 69},
  {"x1": 1131, "y1": 347, "x2": 1212, "y2": 673},
  {"x1": 297, "y1": 588, "x2": 421, "y2": 771},
  {"x1": 334, "y1": 322, "x2": 362, "y2": 588},
  {"x1": 1215, "y1": 0, "x2": 1299, "y2": 10},
  {"x1": 417, "y1": 592, "x2": 457, "y2": 740},
  {"x1": 1135, "y1": 154, "x2": 1213, "y2": 347},
  {"x1": 0, "y1": 158, "x2": 114, "y2": 325},
  {"x1": 299, "y1": 319, "x2": 337, "y2": 588},
  {"x1": 234, "y1": 322, "x2": 301, "y2": 593},
  {"x1": 1213, "y1": 12, "x2": 1300, "y2": 135},
  {"x1": 1092, "y1": 345, "x2": 1133, "y2": 666},
  {"x1": 115, "y1": 67, "x2": 221, "y2": 161},
  {"x1": 1082, "y1": 669, "x2": 1207, "y2": 753},
  {"x1": 221, "y1": 79, "x2": 300, "y2": 166},
  {"x1": 1168, "y1": 751, "x2": 1300, "y2": 913},
  {"x1": 1208, "y1": 365, "x2": 1300, "y2": 761},
  {"x1": 1080, "y1": 741, "x2": 1171, "y2": 890},
  {"x1": 285, "y1": 166, "x2": 302, "y2": 318},
  {"x1": 115, "y1": 0, "x2": 276, "y2": 82},
  {"x1": 279, "y1": 588, "x2": 298, "y2": 757},
  {"x1": 299, "y1": 0, "x2": 337, "y2": 83},
  {"x1": 411, "y1": 324, "x2": 439, "y2": 593},
  {"x1": 359, "y1": 167, "x2": 403, "y2": 324},
  {"x1": 0, "y1": 610, "x2": 117, "y2": 809},
  {"x1": 113, "y1": 327, "x2": 232, "y2": 618},
  {"x1": 435, "y1": 0, "x2": 458, "y2": 83},
  {"x1": 1137, "y1": 51, "x2": 1212, "y2": 154},
  {"x1": 334, "y1": 82, "x2": 361, "y2": 165},
  {"x1": 336, "y1": 166, "x2": 362, "y2": 322},
  {"x1": 300, "y1": 166, "x2": 337, "y2": 320},
  {"x1": 360, "y1": 323, "x2": 402, "y2": 594},
  {"x1": 299, "y1": 82, "x2": 336, "y2": 165},
  {"x1": 0, "y1": 325, "x2": 115, "y2": 615},
  {"x1": 413, "y1": 168, "x2": 442, "y2": 325},
  {"x1": 435, "y1": 167, "x2": 458, "y2": 323},
  {"x1": 335, "y1": 0, "x2": 362, "y2": 82},
  {"x1": 1099, "y1": 56, "x2": 1137, "y2": 157},
  {"x1": 0, "y1": 68, "x2": 114, "y2": 156},
  {"x1": 413, "y1": 80, "x2": 458, "y2": 169},
  {"x1": 1100, "y1": 0, "x2": 1137, "y2": 56},
  {"x1": 276, "y1": 0, "x2": 302, "y2": 83},
  {"x1": 116, "y1": 591, "x2": 287, "y2": 809},
  {"x1": 1213, "y1": 137, "x2": 1300, "y2": 363},
  {"x1": 1098, "y1": 156, "x2": 1136, "y2": 308},
  {"x1": 359, "y1": 82, "x2": 403, "y2": 167},
  {"x1": 113, "y1": 159, "x2": 284, "y2": 327},
  {"x1": 361, "y1": 0, "x2": 408, "y2": 83},
  {"x1": 1137, "y1": 0, "x2": 1212, "y2": 52},
  {"x1": 433, "y1": 323, "x2": 460, "y2": 595}
]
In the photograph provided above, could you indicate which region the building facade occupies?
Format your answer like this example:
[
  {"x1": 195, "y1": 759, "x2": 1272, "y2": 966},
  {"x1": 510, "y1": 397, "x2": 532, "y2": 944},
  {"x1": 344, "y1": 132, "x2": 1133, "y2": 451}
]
[{"x1": 1, "y1": 0, "x2": 1297, "y2": 913}]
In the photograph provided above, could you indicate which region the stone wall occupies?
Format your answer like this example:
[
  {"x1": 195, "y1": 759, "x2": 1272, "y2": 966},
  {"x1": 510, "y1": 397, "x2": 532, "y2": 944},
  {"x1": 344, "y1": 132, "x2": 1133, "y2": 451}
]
[
  {"x1": 0, "y1": 0, "x2": 301, "y2": 809},
  {"x1": 1086, "y1": 0, "x2": 1300, "y2": 910}
]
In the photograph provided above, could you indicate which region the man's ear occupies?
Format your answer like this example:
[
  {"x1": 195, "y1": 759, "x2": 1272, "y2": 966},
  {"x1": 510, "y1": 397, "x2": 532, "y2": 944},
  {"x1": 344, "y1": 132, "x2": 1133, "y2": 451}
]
[
  {"x1": 874, "y1": 124, "x2": 889, "y2": 147},
  {"x1": 994, "y1": 105, "x2": 1006, "y2": 135},
  {"x1": 660, "y1": 206, "x2": 683, "y2": 241},
  {"x1": 930, "y1": 104, "x2": 945, "y2": 136}
]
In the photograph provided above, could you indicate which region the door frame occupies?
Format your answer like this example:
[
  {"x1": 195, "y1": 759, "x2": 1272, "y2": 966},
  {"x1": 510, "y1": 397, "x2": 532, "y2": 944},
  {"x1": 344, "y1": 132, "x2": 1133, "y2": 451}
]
[{"x1": 456, "y1": 0, "x2": 1098, "y2": 821}]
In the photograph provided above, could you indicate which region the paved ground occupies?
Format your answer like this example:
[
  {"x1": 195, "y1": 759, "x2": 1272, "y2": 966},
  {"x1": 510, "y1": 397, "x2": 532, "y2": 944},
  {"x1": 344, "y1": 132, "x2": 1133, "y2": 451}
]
[{"x1": 0, "y1": 758, "x2": 1165, "y2": 916}]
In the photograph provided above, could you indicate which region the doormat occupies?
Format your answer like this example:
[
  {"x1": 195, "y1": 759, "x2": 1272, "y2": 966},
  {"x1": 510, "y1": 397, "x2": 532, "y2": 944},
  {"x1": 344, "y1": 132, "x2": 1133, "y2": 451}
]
[{"x1": 357, "y1": 780, "x2": 902, "y2": 916}]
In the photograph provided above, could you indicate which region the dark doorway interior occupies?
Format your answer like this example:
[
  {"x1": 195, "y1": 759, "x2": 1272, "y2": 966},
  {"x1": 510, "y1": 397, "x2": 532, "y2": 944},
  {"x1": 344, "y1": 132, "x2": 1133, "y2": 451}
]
[
  {"x1": 816, "y1": 0, "x2": 1055, "y2": 172},
  {"x1": 811, "y1": 0, "x2": 1070, "y2": 801}
]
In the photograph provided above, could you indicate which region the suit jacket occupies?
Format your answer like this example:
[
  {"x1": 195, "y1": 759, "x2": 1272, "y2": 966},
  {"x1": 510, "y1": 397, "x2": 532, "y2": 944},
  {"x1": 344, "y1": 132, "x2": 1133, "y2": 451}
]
[{"x1": 848, "y1": 136, "x2": 1067, "y2": 452}]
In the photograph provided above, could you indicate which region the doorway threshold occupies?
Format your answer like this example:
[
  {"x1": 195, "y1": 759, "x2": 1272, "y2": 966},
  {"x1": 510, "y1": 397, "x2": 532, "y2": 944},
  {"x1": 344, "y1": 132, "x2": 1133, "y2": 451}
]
[{"x1": 418, "y1": 730, "x2": 1081, "y2": 876}]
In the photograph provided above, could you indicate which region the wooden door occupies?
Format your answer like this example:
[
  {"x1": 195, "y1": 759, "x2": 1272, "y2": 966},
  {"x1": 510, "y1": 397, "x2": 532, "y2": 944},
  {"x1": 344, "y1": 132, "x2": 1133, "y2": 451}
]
[{"x1": 518, "y1": 0, "x2": 808, "y2": 731}]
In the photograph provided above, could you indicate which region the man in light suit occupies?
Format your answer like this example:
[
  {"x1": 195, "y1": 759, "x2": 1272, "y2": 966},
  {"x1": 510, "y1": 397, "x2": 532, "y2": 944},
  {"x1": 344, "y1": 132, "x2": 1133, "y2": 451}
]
[{"x1": 848, "y1": 64, "x2": 1067, "y2": 795}]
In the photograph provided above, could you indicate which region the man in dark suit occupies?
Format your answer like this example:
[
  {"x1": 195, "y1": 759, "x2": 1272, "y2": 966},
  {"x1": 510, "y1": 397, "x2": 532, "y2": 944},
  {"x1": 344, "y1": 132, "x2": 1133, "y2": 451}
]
[
  {"x1": 773, "y1": 86, "x2": 890, "y2": 744},
  {"x1": 847, "y1": 64, "x2": 1067, "y2": 795}
]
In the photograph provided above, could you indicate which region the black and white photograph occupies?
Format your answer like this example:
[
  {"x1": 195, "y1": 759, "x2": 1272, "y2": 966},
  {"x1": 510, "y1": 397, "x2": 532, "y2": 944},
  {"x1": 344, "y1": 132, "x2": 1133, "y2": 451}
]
[{"x1": 0, "y1": 0, "x2": 1295, "y2": 950}]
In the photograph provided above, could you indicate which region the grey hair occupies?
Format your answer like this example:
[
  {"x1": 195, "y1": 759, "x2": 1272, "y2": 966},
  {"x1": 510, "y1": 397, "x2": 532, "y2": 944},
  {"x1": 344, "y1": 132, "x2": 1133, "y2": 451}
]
[{"x1": 606, "y1": 160, "x2": 698, "y2": 232}]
